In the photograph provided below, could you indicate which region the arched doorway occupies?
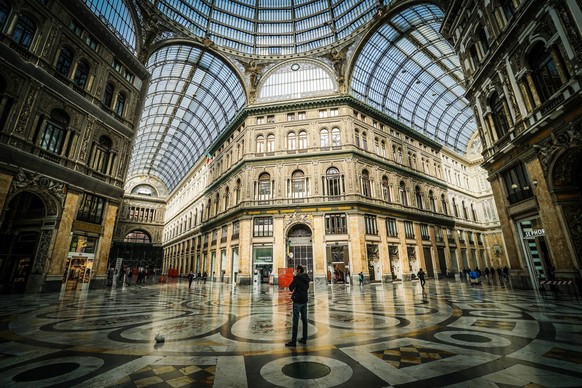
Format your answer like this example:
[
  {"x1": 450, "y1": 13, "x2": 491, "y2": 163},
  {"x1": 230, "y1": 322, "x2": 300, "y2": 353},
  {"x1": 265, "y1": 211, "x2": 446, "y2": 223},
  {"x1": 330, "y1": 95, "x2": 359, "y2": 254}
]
[
  {"x1": 286, "y1": 224, "x2": 313, "y2": 279},
  {"x1": 0, "y1": 192, "x2": 45, "y2": 294}
]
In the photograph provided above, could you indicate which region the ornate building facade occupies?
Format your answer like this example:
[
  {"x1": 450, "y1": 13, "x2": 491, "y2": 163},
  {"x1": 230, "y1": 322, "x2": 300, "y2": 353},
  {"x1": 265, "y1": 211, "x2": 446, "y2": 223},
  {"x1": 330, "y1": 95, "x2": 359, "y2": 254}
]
[
  {"x1": 443, "y1": 0, "x2": 582, "y2": 288},
  {"x1": 0, "y1": 0, "x2": 148, "y2": 293},
  {"x1": 5, "y1": 0, "x2": 579, "y2": 294}
]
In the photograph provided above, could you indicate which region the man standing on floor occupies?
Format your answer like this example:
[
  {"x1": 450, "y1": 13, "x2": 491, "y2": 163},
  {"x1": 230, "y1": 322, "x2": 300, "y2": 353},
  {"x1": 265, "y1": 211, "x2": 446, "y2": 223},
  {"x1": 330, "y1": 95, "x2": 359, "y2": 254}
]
[
  {"x1": 417, "y1": 268, "x2": 426, "y2": 288},
  {"x1": 286, "y1": 265, "x2": 311, "y2": 347}
]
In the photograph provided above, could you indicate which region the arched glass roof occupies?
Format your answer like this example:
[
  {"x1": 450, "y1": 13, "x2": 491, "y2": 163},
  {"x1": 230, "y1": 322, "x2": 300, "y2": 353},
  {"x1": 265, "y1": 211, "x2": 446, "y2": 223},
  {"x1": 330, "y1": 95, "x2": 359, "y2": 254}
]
[
  {"x1": 127, "y1": 45, "x2": 246, "y2": 191},
  {"x1": 351, "y1": 4, "x2": 475, "y2": 153},
  {"x1": 257, "y1": 61, "x2": 336, "y2": 102},
  {"x1": 82, "y1": 0, "x2": 137, "y2": 53},
  {"x1": 151, "y1": 0, "x2": 380, "y2": 55}
]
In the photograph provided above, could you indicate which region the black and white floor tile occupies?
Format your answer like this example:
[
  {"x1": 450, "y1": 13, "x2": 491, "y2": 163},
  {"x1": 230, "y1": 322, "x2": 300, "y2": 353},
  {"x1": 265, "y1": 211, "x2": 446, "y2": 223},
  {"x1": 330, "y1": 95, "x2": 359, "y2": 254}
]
[{"x1": 0, "y1": 278, "x2": 581, "y2": 387}]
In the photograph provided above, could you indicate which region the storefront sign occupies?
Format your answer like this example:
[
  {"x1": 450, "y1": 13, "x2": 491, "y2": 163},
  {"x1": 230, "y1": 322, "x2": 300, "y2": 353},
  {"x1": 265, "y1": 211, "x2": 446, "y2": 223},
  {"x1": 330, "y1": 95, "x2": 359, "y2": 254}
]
[{"x1": 524, "y1": 229, "x2": 545, "y2": 237}]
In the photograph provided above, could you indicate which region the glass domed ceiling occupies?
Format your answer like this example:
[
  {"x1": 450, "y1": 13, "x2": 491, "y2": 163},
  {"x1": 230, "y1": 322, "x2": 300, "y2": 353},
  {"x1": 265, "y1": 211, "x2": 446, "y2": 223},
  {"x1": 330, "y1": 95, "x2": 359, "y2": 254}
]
[{"x1": 152, "y1": 0, "x2": 381, "y2": 55}]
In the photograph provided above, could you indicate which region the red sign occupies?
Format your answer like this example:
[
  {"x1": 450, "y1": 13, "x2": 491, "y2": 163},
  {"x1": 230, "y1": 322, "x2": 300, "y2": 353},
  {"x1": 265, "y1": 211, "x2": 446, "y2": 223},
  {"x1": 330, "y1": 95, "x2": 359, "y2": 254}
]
[{"x1": 278, "y1": 267, "x2": 294, "y2": 288}]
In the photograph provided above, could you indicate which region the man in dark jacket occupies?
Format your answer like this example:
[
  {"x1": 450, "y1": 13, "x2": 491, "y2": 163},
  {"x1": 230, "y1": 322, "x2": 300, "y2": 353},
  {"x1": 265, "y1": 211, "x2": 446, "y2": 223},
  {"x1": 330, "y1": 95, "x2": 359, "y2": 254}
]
[{"x1": 286, "y1": 265, "x2": 310, "y2": 346}]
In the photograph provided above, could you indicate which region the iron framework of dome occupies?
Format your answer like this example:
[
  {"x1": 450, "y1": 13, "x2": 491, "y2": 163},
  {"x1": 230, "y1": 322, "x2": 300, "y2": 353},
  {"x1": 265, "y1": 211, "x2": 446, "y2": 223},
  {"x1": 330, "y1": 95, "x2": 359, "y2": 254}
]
[{"x1": 83, "y1": 0, "x2": 477, "y2": 193}]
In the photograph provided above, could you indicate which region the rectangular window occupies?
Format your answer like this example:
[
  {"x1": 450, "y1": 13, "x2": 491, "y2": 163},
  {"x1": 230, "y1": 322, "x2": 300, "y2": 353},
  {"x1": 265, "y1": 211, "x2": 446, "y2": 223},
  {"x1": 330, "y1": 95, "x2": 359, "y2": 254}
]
[
  {"x1": 267, "y1": 115, "x2": 275, "y2": 123},
  {"x1": 458, "y1": 229, "x2": 465, "y2": 244},
  {"x1": 287, "y1": 113, "x2": 296, "y2": 121},
  {"x1": 256, "y1": 116, "x2": 265, "y2": 124},
  {"x1": 232, "y1": 220, "x2": 240, "y2": 240},
  {"x1": 112, "y1": 59, "x2": 122, "y2": 72},
  {"x1": 253, "y1": 216, "x2": 273, "y2": 237},
  {"x1": 435, "y1": 226, "x2": 443, "y2": 242},
  {"x1": 85, "y1": 35, "x2": 98, "y2": 51},
  {"x1": 420, "y1": 224, "x2": 430, "y2": 240},
  {"x1": 502, "y1": 163, "x2": 534, "y2": 204},
  {"x1": 325, "y1": 213, "x2": 347, "y2": 234},
  {"x1": 330, "y1": 108, "x2": 339, "y2": 116},
  {"x1": 319, "y1": 109, "x2": 328, "y2": 118},
  {"x1": 221, "y1": 225, "x2": 228, "y2": 242},
  {"x1": 77, "y1": 193, "x2": 105, "y2": 224},
  {"x1": 386, "y1": 218, "x2": 398, "y2": 237},
  {"x1": 297, "y1": 111, "x2": 306, "y2": 120},
  {"x1": 404, "y1": 221, "x2": 415, "y2": 239},
  {"x1": 69, "y1": 19, "x2": 83, "y2": 36},
  {"x1": 211, "y1": 229, "x2": 218, "y2": 245},
  {"x1": 364, "y1": 214, "x2": 378, "y2": 235}
]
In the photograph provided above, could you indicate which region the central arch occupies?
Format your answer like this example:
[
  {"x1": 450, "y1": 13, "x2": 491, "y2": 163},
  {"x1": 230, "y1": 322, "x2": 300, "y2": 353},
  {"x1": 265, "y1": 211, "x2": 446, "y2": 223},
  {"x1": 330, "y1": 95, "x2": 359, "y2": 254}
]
[{"x1": 286, "y1": 223, "x2": 313, "y2": 280}]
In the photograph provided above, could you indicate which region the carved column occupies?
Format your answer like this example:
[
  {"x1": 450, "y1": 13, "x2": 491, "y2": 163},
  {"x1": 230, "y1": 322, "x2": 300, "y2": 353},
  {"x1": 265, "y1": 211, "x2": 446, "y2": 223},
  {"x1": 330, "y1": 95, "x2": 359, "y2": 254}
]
[
  {"x1": 549, "y1": 44, "x2": 569, "y2": 83},
  {"x1": 525, "y1": 71, "x2": 542, "y2": 107},
  {"x1": 93, "y1": 202, "x2": 118, "y2": 288},
  {"x1": 0, "y1": 172, "x2": 13, "y2": 222},
  {"x1": 517, "y1": 76, "x2": 534, "y2": 112}
]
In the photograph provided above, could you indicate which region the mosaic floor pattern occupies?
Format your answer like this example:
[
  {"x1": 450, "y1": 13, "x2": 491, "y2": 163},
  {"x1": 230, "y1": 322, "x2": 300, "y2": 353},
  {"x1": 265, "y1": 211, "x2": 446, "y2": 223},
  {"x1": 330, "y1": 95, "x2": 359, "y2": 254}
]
[{"x1": 0, "y1": 278, "x2": 581, "y2": 387}]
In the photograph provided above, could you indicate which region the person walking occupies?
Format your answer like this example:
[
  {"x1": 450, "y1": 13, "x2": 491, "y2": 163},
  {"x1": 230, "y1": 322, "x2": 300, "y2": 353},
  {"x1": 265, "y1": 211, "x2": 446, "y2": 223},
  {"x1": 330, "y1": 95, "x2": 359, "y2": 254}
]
[
  {"x1": 286, "y1": 265, "x2": 311, "y2": 347},
  {"x1": 358, "y1": 272, "x2": 364, "y2": 286},
  {"x1": 187, "y1": 271, "x2": 194, "y2": 289},
  {"x1": 417, "y1": 268, "x2": 426, "y2": 288}
]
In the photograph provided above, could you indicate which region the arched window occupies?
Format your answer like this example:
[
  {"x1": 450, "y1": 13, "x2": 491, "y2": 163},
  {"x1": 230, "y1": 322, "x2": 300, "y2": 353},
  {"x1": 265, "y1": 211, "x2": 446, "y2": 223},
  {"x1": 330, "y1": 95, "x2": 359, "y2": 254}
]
[
  {"x1": 462, "y1": 201, "x2": 469, "y2": 219},
  {"x1": 224, "y1": 187, "x2": 230, "y2": 211},
  {"x1": 55, "y1": 47, "x2": 73, "y2": 77},
  {"x1": 73, "y1": 60, "x2": 90, "y2": 88},
  {"x1": 500, "y1": 0, "x2": 515, "y2": 22},
  {"x1": 257, "y1": 172, "x2": 271, "y2": 201},
  {"x1": 266, "y1": 133, "x2": 275, "y2": 152},
  {"x1": 298, "y1": 130, "x2": 307, "y2": 149},
  {"x1": 479, "y1": 27, "x2": 489, "y2": 53},
  {"x1": 415, "y1": 186, "x2": 423, "y2": 209},
  {"x1": 380, "y1": 140, "x2": 386, "y2": 157},
  {"x1": 470, "y1": 44, "x2": 480, "y2": 69},
  {"x1": 39, "y1": 109, "x2": 69, "y2": 154},
  {"x1": 471, "y1": 203, "x2": 477, "y2": 221},
  {"x1": 441, "y1": 194, "x2": 448, "y2": 215},
  {"x1": 90, "y1": 135, "x2": 113, "y2": 174},
  {"x1": 362, "y1": 131, "x2": 368, "y2": 150},
  {"x1": 287, "y1": 132, "x2": 296, "y2": 150},
  {"x1": 382, "y1": 176, "x2": 391, "y2": 202},
  {"x1": 399, "y1": 181, "x2": 408, "y2": 206},
  {"x1": 0, "y1": 1, "x2": 10, "y2": 32},
  {"x1": 0, "y1": 75, "x2": 12, "y2": 131},
  {"x1": 490, "y1": 91, "x2": 510, "y2": 138},
  {"x1": 114, "y1": 92, "x2": 126, "y2": 116},
  {"x1": 235, "y1": 179, "x2": 241, "y2": 204},
  {"x1": 290, "y1": 170, "x2": 307, "y2": 201},
  {"x1": 102, "y1": 82, "x2": 114, "y2": 108},
  {"x1": 256, "y1": 135, "x2": 265, "y2": 153},
  {"x1": 124, "y1": 230, "x2": 151, "y2": 243},
  {"x1": 429, "y1": 190, "x2": 436, "y2": 212},
  {"x1": 320, "y1": 128, "x2": 329, "y2": 148},
  {"x1": 326, "y1": 167, "x2": 342, "y2": 197},
  {"x1": 361, "y1": 169, "x2": 371, "y2": 197},
  {"x1": 452, "y1": 198, "x2": 459, "y2": 217},
  {"x1": 331, "y1": 127, "x2": 341, "y2": 147},
  {"x1": 529, "y1": 42, "x2": 563, "y2": 102},
  {"x1": 12, "y1": 15, "x2": 36, "y2": 50}
]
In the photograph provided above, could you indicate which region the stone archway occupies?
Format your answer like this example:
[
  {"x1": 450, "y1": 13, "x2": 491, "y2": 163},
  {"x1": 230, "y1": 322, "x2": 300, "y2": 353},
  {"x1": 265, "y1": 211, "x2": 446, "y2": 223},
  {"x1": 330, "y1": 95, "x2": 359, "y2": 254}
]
[
  {"x1": 286, "y1": 223, "x2": 314, "y2": 279},
  {"x1": 550, "y1": 145, "x2": 582, "y2": 266}
]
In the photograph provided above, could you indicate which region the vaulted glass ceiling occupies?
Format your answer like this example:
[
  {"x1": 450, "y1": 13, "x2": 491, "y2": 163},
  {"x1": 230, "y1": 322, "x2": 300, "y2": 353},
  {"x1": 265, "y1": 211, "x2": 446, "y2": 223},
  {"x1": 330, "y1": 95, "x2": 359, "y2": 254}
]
[
  {"x1": 351, "y1": 4, "x2": 475, "y2": 153},
  {"x1": 83, "y1": 0, "x2": 478, "y2": 193},
  {"x1": 126, "y1": 45, "x2": 246, "y2": 191},
  {"x1": 152, "y1": 0, "x2": 380, "y2": 55}
]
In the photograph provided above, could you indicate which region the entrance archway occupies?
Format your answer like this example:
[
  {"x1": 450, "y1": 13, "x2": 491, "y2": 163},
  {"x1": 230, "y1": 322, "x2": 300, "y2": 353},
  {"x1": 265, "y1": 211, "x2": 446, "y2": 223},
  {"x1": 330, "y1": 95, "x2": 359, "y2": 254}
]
[
  {"x1": 0, "y1": 191, "x2": 45, "y2": 294},
  {"x1": 286, "y1": 223, "x2": 313, "y2": 279}
]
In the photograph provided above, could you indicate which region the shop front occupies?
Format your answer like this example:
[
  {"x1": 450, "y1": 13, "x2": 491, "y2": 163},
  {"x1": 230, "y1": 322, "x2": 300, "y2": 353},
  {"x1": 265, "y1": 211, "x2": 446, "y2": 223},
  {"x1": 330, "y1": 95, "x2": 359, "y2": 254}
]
[
  {"x1": 253, "y1": 245, "x2": 273, "y2": 284},
  {"x1": 517, "y1": 218, "x2": 553, "y2": 287},
  {"x1": 62, "y1": 234, "x2": 97, "y2": 291}
]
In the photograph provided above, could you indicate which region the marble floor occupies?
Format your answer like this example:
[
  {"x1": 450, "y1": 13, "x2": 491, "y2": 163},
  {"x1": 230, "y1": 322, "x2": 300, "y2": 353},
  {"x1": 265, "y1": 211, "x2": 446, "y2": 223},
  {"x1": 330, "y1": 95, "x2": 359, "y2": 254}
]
[{"x1": 0, "y1": 277, "x2": 581, "y2": 387}]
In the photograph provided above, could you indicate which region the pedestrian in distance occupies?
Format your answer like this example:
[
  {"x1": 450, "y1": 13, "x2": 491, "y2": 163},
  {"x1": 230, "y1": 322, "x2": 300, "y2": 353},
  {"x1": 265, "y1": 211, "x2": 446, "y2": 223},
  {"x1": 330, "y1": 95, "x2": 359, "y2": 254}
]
[
  {"x1": 203, "y1": 270, "x2": 208, "y2": 284},
  {"x1": 358, "y1": 272, "x2": 364, "y2": 286},
  {"x1": 187, "y1": 271, "x2": 194, "y2": 289},
  {"x1": 417, "y1": 268, "x2": 426, "y2": 288},
  {"x1": 286, "y1": 265, "x2": 311, "y2": 347}
]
